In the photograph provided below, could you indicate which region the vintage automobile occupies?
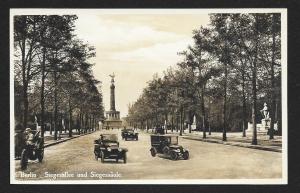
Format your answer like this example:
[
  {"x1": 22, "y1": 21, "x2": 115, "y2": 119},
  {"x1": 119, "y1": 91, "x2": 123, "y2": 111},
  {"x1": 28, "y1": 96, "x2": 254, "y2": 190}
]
[
  {"x1": 149, "y1": 134, "x2": 189, "y2": 160},
  {"x1": 121, "y1": 129, "x2": 138, "y2": 140},
  {"x1": 94, "y1": 134, "x2": 128, "y2": 163},
  {"x1": 19, "y1": 130, "x2": 44, "y2": 170}
]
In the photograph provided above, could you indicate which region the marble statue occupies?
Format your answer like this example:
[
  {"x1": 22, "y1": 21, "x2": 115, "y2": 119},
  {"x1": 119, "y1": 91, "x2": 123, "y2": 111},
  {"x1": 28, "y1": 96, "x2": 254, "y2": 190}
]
[{"x1": 261, "y1": 102, "x2": 269, "y2": 119}]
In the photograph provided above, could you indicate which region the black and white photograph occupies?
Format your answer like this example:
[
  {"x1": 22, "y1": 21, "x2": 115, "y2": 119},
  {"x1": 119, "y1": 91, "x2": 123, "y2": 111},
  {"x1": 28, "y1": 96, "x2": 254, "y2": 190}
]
[{"x1": 10, "y1": 9, "x2": 287, "y2": 184}]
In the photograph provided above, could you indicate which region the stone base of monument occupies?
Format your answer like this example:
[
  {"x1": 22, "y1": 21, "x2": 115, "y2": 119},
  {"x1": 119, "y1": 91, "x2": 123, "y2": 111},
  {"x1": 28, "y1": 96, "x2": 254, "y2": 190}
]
[
  {"x1": 191, "y1": 123, "x2": 197, "y2": 130},
  {"x1": 103, "y1": 120, "x2": 123, "y2": 129},
  {"x1": 247, "y1": 122, "x2": 269, "y2": 135},
  {"x1": 246, "y1": 118, "x2": 278, "y2": 135}
]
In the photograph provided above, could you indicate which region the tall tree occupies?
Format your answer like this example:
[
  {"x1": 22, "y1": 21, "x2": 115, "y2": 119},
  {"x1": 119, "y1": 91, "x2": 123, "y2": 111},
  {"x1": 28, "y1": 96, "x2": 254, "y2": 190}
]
[
  {"x1": 14, "y1": 16, "x2": 40, "y2": 129},
  {"x1": 209, "y1": 14, "x2": 235, "y2": 141}
]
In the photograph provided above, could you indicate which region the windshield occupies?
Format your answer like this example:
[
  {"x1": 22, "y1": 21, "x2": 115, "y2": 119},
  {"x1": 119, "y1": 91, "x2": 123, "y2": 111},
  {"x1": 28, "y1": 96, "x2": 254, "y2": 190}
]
[{"x1": 104, "y1": 142, "x2": 118, "y2": 146}]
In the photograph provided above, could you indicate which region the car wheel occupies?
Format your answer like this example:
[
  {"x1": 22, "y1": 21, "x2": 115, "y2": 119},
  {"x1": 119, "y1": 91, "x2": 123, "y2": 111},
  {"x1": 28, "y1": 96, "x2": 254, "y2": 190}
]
[
  {"x1": 116, "y1": 158, "x2": 119, "y2": 163},
  {"x1": 170, "y1": 151, "x2": 178, "y2": 161},
  {"x1": 125, "y1": 138, "x2": 127, "y2": 141},
  {"x1": 183, "y1": 151, "x2": 189, "y2": 160},
  {"x1": 136, "y1": 136, "x2": 138, "y2": 140},
  {"x1": 20, "y1": 149, "x2": 28, "y2": 170},
  {"x1": 101, "y1": 152, "x2": 104, "y2": 163},
  {"x1": 150, "y1": 147, "x2": 157, "y2": 157},
  {"x1": 162, "y1": 146, "x2": 170, "y2": 155},
  {"x1": 37, "y1": 149, "x2": 44, "y2": 162},
  {"x1": 123, "y1": 153, "x2": 127, "y2": 164}
]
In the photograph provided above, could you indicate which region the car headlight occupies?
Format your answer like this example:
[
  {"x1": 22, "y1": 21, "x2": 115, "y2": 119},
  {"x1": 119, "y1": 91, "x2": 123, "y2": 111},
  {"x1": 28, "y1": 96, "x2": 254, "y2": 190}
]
[
  {"x1": 174, "y1": 149, "x2": 180, "y2": 152},
  {"x1": 118, "y1": 148, "x2": 122, "y2": 152},
  {"x1": 107, "y1": 148, "x2": 111, "y2": 152}
]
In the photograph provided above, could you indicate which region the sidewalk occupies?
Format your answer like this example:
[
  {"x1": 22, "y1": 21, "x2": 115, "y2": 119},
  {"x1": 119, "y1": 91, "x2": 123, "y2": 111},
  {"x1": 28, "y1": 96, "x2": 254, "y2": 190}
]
[
  {"x1": 43, "y1": 130, "x2": 96, "y2": 148},
  {"x1": 183, "y1": 132, "x2": 281, "y2": 153},
  {"x1": 142, "y1": 129, "x2": 282, "y2": 153}
]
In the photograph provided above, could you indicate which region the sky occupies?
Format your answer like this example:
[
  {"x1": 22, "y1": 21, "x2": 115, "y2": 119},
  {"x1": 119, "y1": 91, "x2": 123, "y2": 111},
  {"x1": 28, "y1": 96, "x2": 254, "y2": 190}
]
[{"x1": 74, "y1": 13, "x2": 210, "y2": 117}]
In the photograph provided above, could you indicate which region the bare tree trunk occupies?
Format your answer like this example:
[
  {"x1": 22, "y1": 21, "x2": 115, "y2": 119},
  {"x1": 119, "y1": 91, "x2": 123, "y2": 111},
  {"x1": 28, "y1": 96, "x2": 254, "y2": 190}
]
[
  {"x1": 242, "y1": 67, "x2": 247, "y2": 137},
  {"x1": 68, "y1": 97, "x2": 72, "y2": 137},
  {"x1": 223, "y1": 63, "x2": 228, "y2": 141},
  {"x1": 171, "y1": 112, "x2": 174, "y2": 132},
  {"x1": 179, "y1": 109, "x2": 182, "y2": 135},
  {"x1": 176, "y1": 113, "x2": 179, "y2": 132},
  {"x1": 251, "y1": 14, "x2": 259, "y2": 145},
  {"x1": 78, "y1": 113, "x2": 81, "y2": 134},
  {"x1": 40, "y1": 46, "x2": 46, "y2": 140},
  {"x1": 20, "y1": 17, "x2": 28, "y2": 130},
  {"x1": 59, "y1": 113, "x2": 63, "y2": 134},
  {"x1": 269, "y1": 14, "x2": 277, "y2": 140},
  {"x1": 22, "y1": 84, "x2": 29, "y2": 130},
  {"x1": 85, "y1": 114, "x2": 88, "y2": 133},
  {"x1": 54, "y1": 70, "x2": 58, "y2": 140},
  {"x1": 201, "y1": 85, "x2": 206, "y2": 138}
]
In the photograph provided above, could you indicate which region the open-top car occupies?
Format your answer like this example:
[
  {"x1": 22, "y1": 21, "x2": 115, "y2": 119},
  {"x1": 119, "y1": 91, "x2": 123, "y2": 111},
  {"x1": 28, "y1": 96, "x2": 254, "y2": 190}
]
[
  {"x1": 121, "y1": 129, "x2": 138, "y2": 141},
  {"x1": 149, "y1": 134, "x2": 189, "y2": 161},
  {"x1": 18, "y1": 129, "x2": 44, "y2": 170},
  {"x1": 94, "y1": 134, "x2": 128, "y2": 163}
]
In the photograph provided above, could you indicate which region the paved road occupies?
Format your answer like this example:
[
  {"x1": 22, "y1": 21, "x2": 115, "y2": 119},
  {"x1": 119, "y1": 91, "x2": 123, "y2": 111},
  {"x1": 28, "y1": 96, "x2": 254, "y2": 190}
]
[{"x1": 15, "y1": 129, "x2": 282, "y2": 180}]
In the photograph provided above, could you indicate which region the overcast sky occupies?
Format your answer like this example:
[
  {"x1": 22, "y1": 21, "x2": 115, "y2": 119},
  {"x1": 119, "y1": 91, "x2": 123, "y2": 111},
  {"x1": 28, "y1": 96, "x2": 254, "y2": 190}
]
[{"x1": 74, "y1": 13, "x2": 210, "y2": 117}]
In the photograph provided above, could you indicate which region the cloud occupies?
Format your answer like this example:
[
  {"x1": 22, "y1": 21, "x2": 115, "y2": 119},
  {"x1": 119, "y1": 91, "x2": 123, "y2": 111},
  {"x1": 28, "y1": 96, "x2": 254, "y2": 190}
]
[
  {"x1": 74, "y1": 13, "x2": 209, "y2": 117},
  {"x1": 110, "y1": 38, "x2": 192, "y2": 68},
  {"x1": 75, "y1": 15, "x2": 187, "y2": 53}
]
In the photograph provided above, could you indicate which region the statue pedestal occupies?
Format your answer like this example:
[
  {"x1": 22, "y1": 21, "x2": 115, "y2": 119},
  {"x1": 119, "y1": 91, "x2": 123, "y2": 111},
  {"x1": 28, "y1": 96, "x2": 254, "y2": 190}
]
[
  {"x1": 261, "y1": 118, "x2": 271, "y2": 130},
  {"x1": 191, "y1": 124, "x2": 197, "y2": 130},
  {"x1": 247, "y1": 118, "x2": 278, "y2": 135},
  {"x1": 247, "y1": 120, "x2": 269, "y2": 135},
  {"x1": 104, "y1": 110, "x2": 122, "y2": 129}
]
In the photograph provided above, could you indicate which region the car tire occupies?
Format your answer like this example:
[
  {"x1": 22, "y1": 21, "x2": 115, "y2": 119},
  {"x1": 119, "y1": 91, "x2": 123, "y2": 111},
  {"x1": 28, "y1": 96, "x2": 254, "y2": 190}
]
[
  {"x1": 125, "y1": 138, "x2": 127, "y2": 141},
  {"x1": 162, "y1": 146, "x2": 170, "y2": 155},
  {"x1": 20, "y1": 149, "x2": 28, "y2": 170},
  {"x1": 37, "y1": 149, "x2": 44, "y2": 162},
  {"x1": 183, "y1": 151, "x2": 189, "y2": 160},
  {"x1": 123, "y1": 153, "x2": 127, "y2": 164},
  {"x1": 170, "y1": 151, "x2": 178, "y2": 161},
  {"x1": 116, "y1": 158, "x2": 119, "y2": 163},
  {"x1": 136, "y1": 136, "x2": 138, "y2": 141},
  {"x1": 150, "y1": 147, "x2": 157, "y2": 157}
]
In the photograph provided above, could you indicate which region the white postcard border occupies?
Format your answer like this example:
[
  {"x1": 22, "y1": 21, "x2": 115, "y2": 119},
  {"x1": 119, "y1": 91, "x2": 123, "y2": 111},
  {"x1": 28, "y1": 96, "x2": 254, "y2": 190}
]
[{"x1": 10, "y1": 8, "x2": 288, "y2": 185}]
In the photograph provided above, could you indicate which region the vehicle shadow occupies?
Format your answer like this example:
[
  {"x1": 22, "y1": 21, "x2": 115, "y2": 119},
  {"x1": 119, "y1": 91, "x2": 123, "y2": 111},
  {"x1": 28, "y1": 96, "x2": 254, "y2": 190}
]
[
  {"x1": 156, "y1": 154, "x2": 190, "y2": 161},
  {"x1": 95, "y1": 159, "x2": 126, "y2": 164}
]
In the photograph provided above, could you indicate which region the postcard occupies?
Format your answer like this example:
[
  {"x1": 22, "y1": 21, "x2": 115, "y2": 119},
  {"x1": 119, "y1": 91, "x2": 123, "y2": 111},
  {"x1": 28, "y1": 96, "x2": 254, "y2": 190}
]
[{"x1": 10, "y1": 8, "x2": 287, "y2": 184}]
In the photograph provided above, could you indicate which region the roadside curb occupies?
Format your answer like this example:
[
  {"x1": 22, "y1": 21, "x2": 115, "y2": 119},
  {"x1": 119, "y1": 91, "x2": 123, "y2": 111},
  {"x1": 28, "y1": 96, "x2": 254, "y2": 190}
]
[
  {"x1": 182, "y1": 137, "x2": 282, "y2": 153},
  {"x1": 44, "y1": 131, "x2": 96, "y2": 148}
]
